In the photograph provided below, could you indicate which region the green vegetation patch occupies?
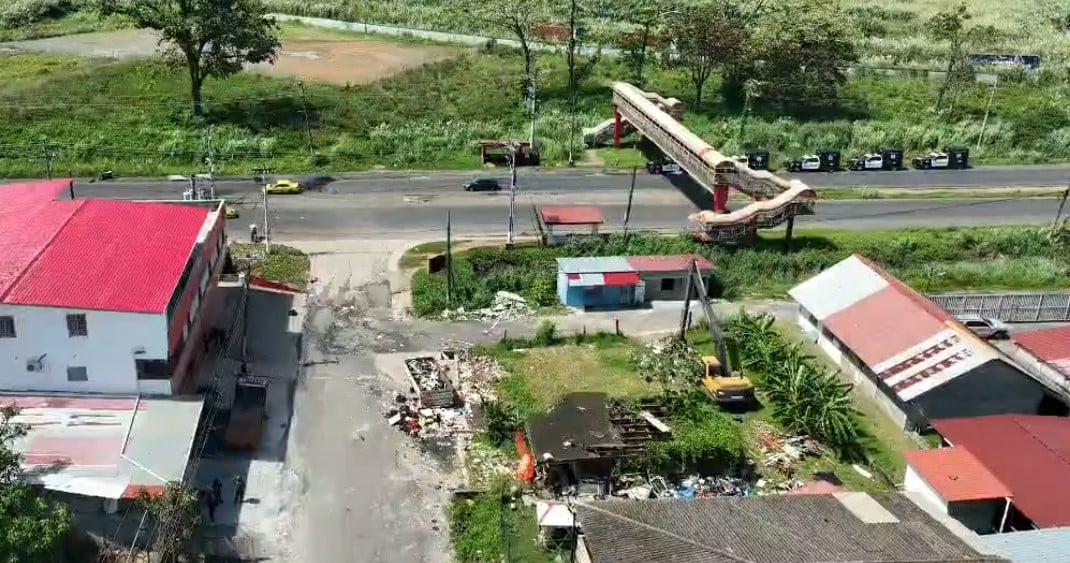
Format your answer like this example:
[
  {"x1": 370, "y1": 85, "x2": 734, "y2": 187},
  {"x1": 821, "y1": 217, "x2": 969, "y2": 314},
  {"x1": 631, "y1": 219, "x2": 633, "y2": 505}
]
[
  {"x1": 412, "y1": 227, "x2": 1070, "y2": 318},
  {"x1": 230, "y1": 243, "x2": 310, "y2": 290}
]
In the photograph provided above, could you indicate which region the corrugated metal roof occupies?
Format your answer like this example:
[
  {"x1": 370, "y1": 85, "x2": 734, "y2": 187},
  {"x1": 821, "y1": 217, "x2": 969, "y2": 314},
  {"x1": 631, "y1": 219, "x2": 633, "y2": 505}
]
[
  {"x1": 555, "y1": 256, "x2": 634, "y2": 274},
  {"x1": 981, "y1": 526, "x2": 1070, "y2": 563},
  {"x1": 625, "y1": 254, "x2": 714, "y2": 273},
  {"x1": 1014, "y1": 326, "x2": 1070, "y2": 379},
  {"x1": 574, "y1": 494, "x2": 1004, "y2": 562},
  {"x1": 539, "y1": 205, "x2": 604, "y2": 225},
  {"x1": 4, "y1": 199, "x2": 209, "y2": 313},
  {"x1": 904, "y1": 447, "x2": 1013, "y2": 502},
  {"x1": 2, "y1": 393, "x2": 204, "y2": 499},
  {"x1": 933, "y1": 415, "x2": 1070, "y2": 528},
  {"x1": 824, "y1": 285, "x2": 948, "y2": 367},
  {"x1": 788, "y1": 255, "x2": 888, "y2": 320},
  {"x1": 0, "y1": 180, "x2": 83, "y2": 300}
]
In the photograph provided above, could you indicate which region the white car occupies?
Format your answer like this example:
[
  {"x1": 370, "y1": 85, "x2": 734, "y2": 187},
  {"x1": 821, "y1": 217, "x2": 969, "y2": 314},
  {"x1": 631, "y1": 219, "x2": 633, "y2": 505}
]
[
  {"x1": 787, "y1": 155, "x2": 822, "y2": 172},
  {"x1": 913, "y1": 151, "x2": 951, "y2": 169},
  {"x1": 647, "y1": 159, "x2": 683, "y2": 175},
  {"x1": 849, "y1": 153, "x2": 884, "y2": 171},
  {"x1": 955, "y1": 314, "x2": 1010, "y2": 339}
]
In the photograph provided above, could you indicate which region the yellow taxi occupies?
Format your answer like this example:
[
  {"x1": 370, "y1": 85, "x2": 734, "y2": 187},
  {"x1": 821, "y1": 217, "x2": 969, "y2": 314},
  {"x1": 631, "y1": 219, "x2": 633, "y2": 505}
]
[{"x1": 265, "y1": 179, "x2": 303, "y2": 195}]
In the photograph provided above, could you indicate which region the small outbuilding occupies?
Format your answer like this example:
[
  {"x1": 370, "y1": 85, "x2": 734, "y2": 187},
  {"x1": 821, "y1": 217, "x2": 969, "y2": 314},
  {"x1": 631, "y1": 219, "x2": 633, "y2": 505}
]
[
  {"x1": 903, "y1": 447, "x2": 1014, "y2": 534},
  {"x1": 539, "y1": 205, "x2": 604, "y2": 246},
  {"x1": 555, "y1": 255, "x2": 715, "y2": 309},
  {"x1": 1006, "y1": 326, "x2": 1070, "y2": 398}
]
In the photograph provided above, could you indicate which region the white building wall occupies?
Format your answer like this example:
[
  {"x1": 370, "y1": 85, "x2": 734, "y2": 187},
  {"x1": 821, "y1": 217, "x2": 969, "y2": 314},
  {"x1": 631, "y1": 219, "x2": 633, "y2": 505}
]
[
  {"x1": 903, "y1": 465, "x2": 949, "y2": 513},
  {"x1": 0, "y1": 304, "x2": 167, "y2": 394},
  {"x1": 796, "y1": 307, "x2": 911, "y2": 430}
]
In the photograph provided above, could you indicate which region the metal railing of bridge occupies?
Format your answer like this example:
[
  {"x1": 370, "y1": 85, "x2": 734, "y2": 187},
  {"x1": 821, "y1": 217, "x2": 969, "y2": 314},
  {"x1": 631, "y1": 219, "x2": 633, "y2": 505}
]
[{"x1": 928, "y1": 292, "x2": 1070, "y2": 322}]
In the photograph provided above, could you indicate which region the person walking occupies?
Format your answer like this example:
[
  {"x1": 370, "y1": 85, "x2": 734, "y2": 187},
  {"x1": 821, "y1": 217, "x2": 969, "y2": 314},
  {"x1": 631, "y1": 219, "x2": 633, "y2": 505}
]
[
  {"x1": 233, "y1": 475, "x2": 246, "y2": 506},
  {"x1": 211, "y1": 477, "x2": 223, "y2": 505}
]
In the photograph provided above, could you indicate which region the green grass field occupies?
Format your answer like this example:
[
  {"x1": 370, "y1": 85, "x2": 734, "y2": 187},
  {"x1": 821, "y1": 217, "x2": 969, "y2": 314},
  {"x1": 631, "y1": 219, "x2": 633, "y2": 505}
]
[
  {"x1": 3, "y1": 39, "x2": 1070, "y2": 177},
  {"x1": 411, "y1": 226, "x2": 1070, "y2": 317}
]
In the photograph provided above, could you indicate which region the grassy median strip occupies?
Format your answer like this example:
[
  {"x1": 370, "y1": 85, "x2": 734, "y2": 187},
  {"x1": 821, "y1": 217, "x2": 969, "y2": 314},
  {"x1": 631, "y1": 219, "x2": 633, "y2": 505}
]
[
  {"x1": 811, "y1": 186, "x2": 1068, "y2": 201},
  {"x1": 410, "y1": 226, "x2": 1070, "y2": 318}
]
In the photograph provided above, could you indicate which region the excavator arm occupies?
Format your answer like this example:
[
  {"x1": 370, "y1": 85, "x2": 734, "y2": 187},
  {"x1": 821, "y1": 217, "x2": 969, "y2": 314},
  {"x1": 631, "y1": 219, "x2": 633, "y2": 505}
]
[{"x1": 678, "y1": 259, "x2": 731, "y2": 374}]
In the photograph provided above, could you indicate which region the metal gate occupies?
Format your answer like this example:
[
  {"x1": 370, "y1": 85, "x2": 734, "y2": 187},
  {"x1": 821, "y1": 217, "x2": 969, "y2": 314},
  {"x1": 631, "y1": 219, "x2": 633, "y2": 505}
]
[{"x1": 927, "y1": 292, "x2": 1070, "y2": 322}]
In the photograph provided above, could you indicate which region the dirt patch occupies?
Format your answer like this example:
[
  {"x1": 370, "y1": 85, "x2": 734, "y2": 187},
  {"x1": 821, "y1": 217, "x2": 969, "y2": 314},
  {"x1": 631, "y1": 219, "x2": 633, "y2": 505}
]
[
  {"x1": 2, "y1": 30, "x2": 464, "y2": 85},
  {"x1": 249, "y1": 39, "x2": 463, "y2": 84}
]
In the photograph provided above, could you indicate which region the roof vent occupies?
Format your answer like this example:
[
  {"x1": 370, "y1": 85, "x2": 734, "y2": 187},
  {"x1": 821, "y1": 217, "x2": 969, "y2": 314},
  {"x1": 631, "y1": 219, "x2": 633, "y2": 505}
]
[{"x1": 834, "y1": 492, "x2": 900, "y2": 524}]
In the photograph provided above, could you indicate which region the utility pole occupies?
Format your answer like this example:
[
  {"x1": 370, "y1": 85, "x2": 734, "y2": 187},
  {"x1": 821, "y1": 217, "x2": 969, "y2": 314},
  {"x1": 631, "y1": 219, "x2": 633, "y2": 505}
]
[
  {"x1": 623, "y1": 166, "x2": 637, "y2": 234},
  {"x1": 297, "y1": 81, "x2": 317, "y2": 159},
  {"x1": 262, "y1": 183, "x2": 271, "y2": 254},
  {"x1": 206, "y1": 125, "x2": 217, "y2": 199},
  {"x1": 567, "y1": 0, "x2": 578, "y2": 167},
  {"x1": 977, "y1": 78, "x2": 998, "y2": 147},
  {"x1": 1054, "y1": 187, "x2": 1070, "y2": 227},
  {"x1": 528, "y1": 86, "x2": 537, "y2": 147},
  {"x1": 446, "y1": 211, "x2": 453, "y2": 307},
  {"x1": 189, "y1": 175, "x2": 199, "y2": 200},
  {"x1": 42, "y1": 143, "x2": 54, "y2": 180},
  {"x1": 507, "y1": 143, "x2": 518, "y2": 247}
]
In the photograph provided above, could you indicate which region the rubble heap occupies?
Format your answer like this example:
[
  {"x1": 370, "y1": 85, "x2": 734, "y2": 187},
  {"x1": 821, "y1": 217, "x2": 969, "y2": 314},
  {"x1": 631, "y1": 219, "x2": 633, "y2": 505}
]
[
  {"x1": 614, "y1": 473, "x2": 752, "y2": 500},
  {"x1": 441, "y1": 291, "x2": 533, "y2": 321},
  {"x1": 751, "y1": 420, "x2": 829, "y2": 475},
  {"x1": 386, "y1": 393, "x2": 469, "y2": 439},
  {"x1": 405, "y1": 357, "x2": 448, "y2": 390},
  {"x1": 456, "y1": 356, "x2": 506, "y2": 403}
]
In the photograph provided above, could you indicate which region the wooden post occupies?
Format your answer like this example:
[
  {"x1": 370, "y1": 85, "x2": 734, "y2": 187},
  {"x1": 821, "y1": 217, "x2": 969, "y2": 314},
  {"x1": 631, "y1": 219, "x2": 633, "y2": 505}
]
[{"x1": 785, "y1": 216, "x2": 795, "y2": 252}]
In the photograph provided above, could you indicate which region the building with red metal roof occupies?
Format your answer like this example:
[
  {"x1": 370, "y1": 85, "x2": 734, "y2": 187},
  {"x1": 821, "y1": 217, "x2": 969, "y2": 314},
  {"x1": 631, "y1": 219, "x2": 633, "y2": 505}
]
[
  {"x1": 0, "y1": 179, "x2": 227, "y2": 396},
  {"x1": 538, "y1": 206, "x2": 605, "y2": 246},
  {"x1": 930, "y1": 415, "x2": 1070, "y2": 530},
  {"x1": 556, "y1": 255, "x2": 715, "y2": 309},
  {"x1": 1007, "y1": 326, "x2": 1070, "y2": 397},
  {"x1": 789, "y1": 255, "x2": 1063, "y2": 431},
  {"x1": 903, "y1": 447, "x2": 1014, "y2": 534}
]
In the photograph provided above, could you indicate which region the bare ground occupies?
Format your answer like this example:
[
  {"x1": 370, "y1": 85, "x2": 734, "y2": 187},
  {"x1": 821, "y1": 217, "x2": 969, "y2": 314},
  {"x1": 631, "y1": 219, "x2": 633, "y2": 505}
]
[{"x1": 0, "y1": 29, "x2": 463, "y2": 84}]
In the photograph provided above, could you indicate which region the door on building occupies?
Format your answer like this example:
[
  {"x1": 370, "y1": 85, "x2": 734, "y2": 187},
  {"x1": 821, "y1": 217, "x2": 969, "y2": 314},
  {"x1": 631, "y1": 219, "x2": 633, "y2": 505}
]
[{"x1": 620, "y1": 285, "x2": 635, "y2": 306}]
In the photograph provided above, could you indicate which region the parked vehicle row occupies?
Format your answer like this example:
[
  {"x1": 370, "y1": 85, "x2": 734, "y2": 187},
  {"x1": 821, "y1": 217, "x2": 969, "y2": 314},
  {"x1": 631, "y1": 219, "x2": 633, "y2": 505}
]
[{"x1": 645, "y1": 146, "x2": 971, "y2": 176}]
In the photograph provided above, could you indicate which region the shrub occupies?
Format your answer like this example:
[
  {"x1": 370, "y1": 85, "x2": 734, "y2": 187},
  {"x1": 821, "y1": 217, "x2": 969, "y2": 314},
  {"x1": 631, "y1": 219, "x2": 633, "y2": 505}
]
[{"x1": 533, "y1": 320, "x2": 558, "y2": 347}]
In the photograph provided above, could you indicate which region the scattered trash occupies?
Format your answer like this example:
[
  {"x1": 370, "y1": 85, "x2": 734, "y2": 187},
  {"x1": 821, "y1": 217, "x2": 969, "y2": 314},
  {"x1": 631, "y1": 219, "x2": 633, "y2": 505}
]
[
  {"x1": 613, "y1": 473, "x2": 752, "y2": 500},
  {"x1": 750, "y1": 420, "x2": 829, "y2": 475},
  {"x1": 404, "y1": 356, "x2": 456, "y2": 408},
  {"x1": 442, "y1": 291, "x2": 533, "y2": 320},
  {"x1": 852, "y1": 464, "x2": 873, "y2": 479},
  {"x1": 384, "y1": 396, "x2": 469, "y2": 439}
]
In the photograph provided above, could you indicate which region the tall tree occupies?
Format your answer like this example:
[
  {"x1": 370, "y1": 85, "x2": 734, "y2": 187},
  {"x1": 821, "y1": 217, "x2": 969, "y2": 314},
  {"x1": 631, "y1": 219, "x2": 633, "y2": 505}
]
[
  {"x1": 101, "y1": 0, "x2": 281, "y2": 117},
  {"x1": 618, "y1": 0, "x2": 669, "y2": 87},
  {"x1": 926, "y1": 2, "x2": 978, "y2": 112},
  {"x1": 0, "y1": 406, "x2": 71, "y2": 562},
  {"x1": 140, "y1": 482, "x2": 199, "y2": 563},
  {"x1": 749, "y1": 0, "x2": 857, "y2": 112},
  {"x1": 465, "y1": 0, "x2": 548, "y2": 143},
  {"x1": 670, "y1": 2, "x2": 748, "y2": 107}
]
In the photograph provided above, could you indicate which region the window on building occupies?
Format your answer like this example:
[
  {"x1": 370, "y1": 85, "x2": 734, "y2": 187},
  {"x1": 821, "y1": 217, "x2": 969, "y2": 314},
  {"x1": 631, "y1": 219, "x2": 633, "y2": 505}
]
[
  {"x1": 0, "y1": 316, "x2": 15, "y2": 338},
  {"x1": 67, "y1": 366, "x2": 88, "y2": 382},
  {"x1": 136, "y1": 359, "x2": 171, "y2": 380},
  {"x1": 66, "y1": 314, "x2": 88, "y2": 337},
  {"x1": 660, "y1": 278, "x2": 675, "y2": 292}
]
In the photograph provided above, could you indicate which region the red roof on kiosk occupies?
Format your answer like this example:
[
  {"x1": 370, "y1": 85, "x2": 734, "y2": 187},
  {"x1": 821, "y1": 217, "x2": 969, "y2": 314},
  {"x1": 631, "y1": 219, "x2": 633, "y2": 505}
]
[
  {"x1": 539, "y1": 206, "x2": 605, "y2": 225},
  {"x1": 0, "y1": 180, "x2": 211, "y2": 313},
  {"x1": 903, "y1": 447, "x2": 1012, "y2": 502},
  {"x1": 625, "y1": 255, "x2": 714, "y2": 272},
  {"x1": 933, "y1": 415, "x2": 1070, "y2": 527}
]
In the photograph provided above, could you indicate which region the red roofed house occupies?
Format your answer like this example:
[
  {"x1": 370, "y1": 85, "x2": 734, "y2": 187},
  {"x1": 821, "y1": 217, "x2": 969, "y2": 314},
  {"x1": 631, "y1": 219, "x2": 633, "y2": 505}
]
[
  {"x1": 789, "y1": 255, "x2": 1065, "y2": 431},
  {"x1": 538, "y1": 205, "x2": 604, "y2": 246},
  {"x1": 902, "y1": 447, "x2": 1013, "y2": 534},
  {"x1": 1006, "y1": 326, "x2": 1070, "y2": 397},
  {"x1": 922, "y1": 415, "x2": 1070, "y2": 532},
  {"x1": 0, "y1": 179, "x2": 227, "y2": 396}
]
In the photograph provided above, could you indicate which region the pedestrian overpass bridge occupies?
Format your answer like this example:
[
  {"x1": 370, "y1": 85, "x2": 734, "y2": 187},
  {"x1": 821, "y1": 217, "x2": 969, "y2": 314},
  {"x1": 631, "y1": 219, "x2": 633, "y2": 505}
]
[{"x1": 598, "y1": 82, "x2": 817, "y2": 243}]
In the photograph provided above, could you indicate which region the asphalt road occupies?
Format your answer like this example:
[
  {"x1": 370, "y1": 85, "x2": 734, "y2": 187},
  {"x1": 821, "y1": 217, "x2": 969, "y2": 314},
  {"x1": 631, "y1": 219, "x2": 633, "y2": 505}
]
[
  {"x1": 235, "y1": 192, "x2": 1060, "y2": 241},
  {"x1": 64, "y1": 173, "x2": 1065, "y2": 241},
  {"x1": 70, "y1": 164, "x2": 1070, "y2": 200}
]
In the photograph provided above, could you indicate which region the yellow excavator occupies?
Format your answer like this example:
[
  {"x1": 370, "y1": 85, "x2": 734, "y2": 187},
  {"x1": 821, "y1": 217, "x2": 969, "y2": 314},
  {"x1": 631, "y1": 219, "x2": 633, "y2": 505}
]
[{"x1": 679, "y1": 260, "x2": 756, "y2": 407}]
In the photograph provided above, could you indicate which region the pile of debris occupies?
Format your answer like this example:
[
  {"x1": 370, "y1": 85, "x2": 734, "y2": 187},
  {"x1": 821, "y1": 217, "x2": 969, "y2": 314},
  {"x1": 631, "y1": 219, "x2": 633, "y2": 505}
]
[
  {"x1": 441, "y1": 291, "x2": 533, "y2": 321},
  {"x1": 405, "y1": 357, "x2": 448, "y2": 390},
  {"x1": 386, "y1": 394, "x2": 468, "y2": 439},
  {"x1": 456, "y1": 356, "x2": 506, "y2": 403},
  {"x1": 614, "y1": 474, "x2": 752, "y2": 500},
  {"x1": 752, "y1": 420, "x2": 829, "y2": 475}
]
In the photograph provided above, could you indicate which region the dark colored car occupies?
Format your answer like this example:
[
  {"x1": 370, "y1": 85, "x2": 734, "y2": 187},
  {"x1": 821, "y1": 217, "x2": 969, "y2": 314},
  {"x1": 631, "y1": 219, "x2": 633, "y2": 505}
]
[
  {"x1": 298, "y1": 174, "x2": 336, "y2": 190},
  {"x1": 464, "y1": 178, "x2": 502, "y2": 191}
]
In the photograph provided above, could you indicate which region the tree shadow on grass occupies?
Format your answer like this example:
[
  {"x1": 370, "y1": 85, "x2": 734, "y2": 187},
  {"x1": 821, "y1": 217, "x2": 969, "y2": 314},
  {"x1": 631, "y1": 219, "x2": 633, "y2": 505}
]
[{"x1": 204, "y1": 97, "x2": 316, "y2": 132}]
